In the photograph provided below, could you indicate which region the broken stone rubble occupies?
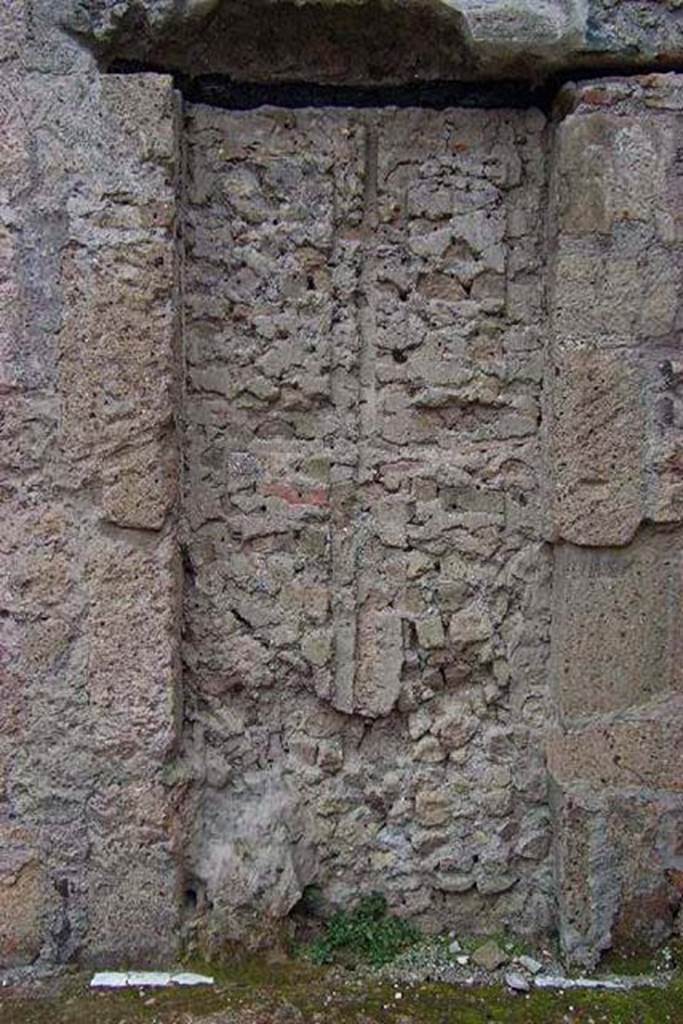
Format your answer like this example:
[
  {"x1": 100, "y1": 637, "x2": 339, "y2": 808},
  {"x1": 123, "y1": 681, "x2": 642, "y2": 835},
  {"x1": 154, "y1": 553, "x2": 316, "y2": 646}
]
[{"x1": 181, "y1": 101, "x2": 553, "y2": 947}]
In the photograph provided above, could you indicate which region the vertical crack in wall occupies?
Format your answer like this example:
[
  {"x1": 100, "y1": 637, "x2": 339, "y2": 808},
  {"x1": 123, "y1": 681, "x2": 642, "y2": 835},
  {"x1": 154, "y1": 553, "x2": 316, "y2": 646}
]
[
  {"x1": 329, "y1": 118, "x2": 365, "y2": 716},
  {"x1": 358, "y1": 122, "x2": 380, "y2": 480},
  {"x1": 353, "y1": 121, "x2": 382, "y2": 718}
]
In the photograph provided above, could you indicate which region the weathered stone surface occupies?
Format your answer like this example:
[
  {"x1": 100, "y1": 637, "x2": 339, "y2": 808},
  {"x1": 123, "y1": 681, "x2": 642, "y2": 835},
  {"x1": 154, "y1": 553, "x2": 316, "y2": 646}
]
[
  {"x1": 2, "y1": 0, "x2": 683, "y2": 973},
  {"x1": 1, "y1": 66, "x2": 183, "y2": 966},
  {"x1": 472, "y1": 939, "x2": 509, "y2": 970},
  {"x1": 545, "y1": 75, "x2": 683, "y2": 966},
  {"x1": 188, "y1": 777, "x2": 319, "y2": 947},
  {"x1": 546, "y1": 351, "x2": 645, "y2": 547},
  {"x1": 548, "y1": 716, "x2": 683, "y2": 792},
  {"x1": 551, "y1": 532, "x2": 683, "y2": 722},
  {"x1": 505, "y1": 970, "x2": 530, "y2": 992},
  {"x1": 0, "y1": 825, "x2": 48, "y2": 968},
  {"x1": 517, "y1": 954, "x2": 542, "y2": 974},
  {"x1": 181, "y1": 103, "x2": 552, "y2": 941},
  {"x1": 549, "y1": 783, "x2": 683, "y2": 965},
  {"x1": 546, "y1": 76, "x2": 683, "y2": 546},
  {"x1": 63, "y1": 0, "x2": 683, "y2": 85}
]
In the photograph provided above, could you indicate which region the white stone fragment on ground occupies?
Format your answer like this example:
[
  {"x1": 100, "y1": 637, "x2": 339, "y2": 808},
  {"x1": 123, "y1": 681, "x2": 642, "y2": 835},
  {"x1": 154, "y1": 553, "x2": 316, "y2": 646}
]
[
  {"x1": 456, "y1": 955, "x2": 470, "y2": 966},
  {"x1": 517, "y1": 955, "x2": 542, "y2": 975},
  {"x1": 172, "y1": 972, "x2": 215, "y2": 986},
  {"x1": 505, "y1": 971, "x2": 530, "y2": 992},
  {"x1": 91, "y1": 972, "x2": 132, "y2": 988},
  {"x1": 90, "y1": 971, "x2": 214, "y2": 989},
  {"x1": 448, "y1": 939, "x2": 462, "y2": 954},
  {"x1": 534, "y1": 974, "x2": 665, "y2": 992},
  {"x1": 126, "y1": 972, "x2": 174, "y2": 987}
]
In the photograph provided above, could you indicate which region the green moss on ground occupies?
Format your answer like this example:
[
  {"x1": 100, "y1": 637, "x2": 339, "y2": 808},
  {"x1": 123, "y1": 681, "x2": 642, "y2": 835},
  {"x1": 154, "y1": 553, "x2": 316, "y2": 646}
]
[{"x1": 1, "y1": 954, "x2": 682, "y2": 1024}]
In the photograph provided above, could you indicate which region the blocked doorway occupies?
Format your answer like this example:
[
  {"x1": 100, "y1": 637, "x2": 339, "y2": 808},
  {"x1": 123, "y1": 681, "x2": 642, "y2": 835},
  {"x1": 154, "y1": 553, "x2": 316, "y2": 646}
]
[{"x1": 180, "y1": 104, "x2": 553, "y2": 942}]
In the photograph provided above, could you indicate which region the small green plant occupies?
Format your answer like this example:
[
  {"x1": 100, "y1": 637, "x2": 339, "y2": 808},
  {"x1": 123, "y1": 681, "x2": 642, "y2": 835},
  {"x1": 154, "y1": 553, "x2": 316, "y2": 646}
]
[{"x1": 305, "y1": 891, "x2": 421, "y2": 967}]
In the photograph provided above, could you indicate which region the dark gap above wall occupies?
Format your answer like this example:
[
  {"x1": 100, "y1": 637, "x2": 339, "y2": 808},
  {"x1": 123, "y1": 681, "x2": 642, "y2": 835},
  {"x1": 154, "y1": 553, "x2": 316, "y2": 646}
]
[
  {"x1": 181, "y1": 74, "x2": 553, "y2": 111},
  {"x1": 108, "y1": 60, "x2": 683, "y2": 115},
  {"x1": 108, "y1": 60, "x2": 553, "y2": 110}
]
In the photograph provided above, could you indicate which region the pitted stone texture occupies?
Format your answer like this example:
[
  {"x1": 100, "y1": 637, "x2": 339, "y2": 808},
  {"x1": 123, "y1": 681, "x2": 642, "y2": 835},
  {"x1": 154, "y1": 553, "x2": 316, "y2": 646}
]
[
  {"x1": 551, "y1": 533, "x2": 683, "y2": 724},
  {"x1": 64, "y1": 0, "x2": 682, "y2": 84},
  {"x1": 0, "y1": 825, "x2": 51, "y2": 969},
  {"x1": 546, "y1": 73, "x2": 683, "y2": 967},
  {"x1": 546, "y1": 75, "x2": 683, "y2": 547},
  {"x1": 547, "y1": 708, "x2": 683, "y2": 792},
  {"x1": 181, "y1": 104, "x2": 553, "y2": 944},
  {"x1": 0, "y1": 71, "x2": 182, "y2": 966},
  {"x1": 550, "y1": 784, "x2": 683, "y2": 966},
  {"x1": 548, "y1": 351, "x2": 645, "y2": 547}
]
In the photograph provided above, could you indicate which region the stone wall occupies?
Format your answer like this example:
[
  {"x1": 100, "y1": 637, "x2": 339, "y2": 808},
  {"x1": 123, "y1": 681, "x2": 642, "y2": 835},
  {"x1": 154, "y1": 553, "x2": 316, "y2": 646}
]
[
  {"x1": 1, "y1": 0, "x2": 682, "y2": 974},
  {"x1": 180, "y1": 105, "x2": 552, "y2": 944},
  {"x1": 545, "y1": 75, "x2": 683, "y2": 965},
  {"x1": 1, "y1": 14, "x2": 184, "y2": 963}
]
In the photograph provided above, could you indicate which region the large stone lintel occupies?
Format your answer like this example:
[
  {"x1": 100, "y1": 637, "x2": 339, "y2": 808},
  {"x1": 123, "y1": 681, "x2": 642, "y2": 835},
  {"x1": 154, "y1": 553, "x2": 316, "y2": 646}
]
[{"x1": 61, "y1": 0, "x2": 683, "y2": 87}]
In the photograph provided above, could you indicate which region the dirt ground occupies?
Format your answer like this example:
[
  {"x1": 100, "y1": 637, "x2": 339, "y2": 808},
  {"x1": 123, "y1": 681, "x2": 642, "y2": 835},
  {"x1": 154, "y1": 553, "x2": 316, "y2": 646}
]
[{"x1": 1, "y1": 955, "x2": 683, "y2": 1024}]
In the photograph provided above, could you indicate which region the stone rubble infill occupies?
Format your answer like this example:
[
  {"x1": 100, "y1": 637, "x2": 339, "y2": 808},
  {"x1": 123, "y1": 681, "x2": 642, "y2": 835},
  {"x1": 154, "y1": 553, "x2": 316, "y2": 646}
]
[{"x1": 90, "y1": 971, "x2": 215, "y2": 988}]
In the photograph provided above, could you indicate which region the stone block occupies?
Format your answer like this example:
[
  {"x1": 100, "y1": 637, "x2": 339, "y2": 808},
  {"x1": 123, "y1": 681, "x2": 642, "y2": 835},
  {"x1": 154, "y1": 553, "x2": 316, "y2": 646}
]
[
  {"x1": 0, "y1": 827, "x2": 46, "y2": 968},
  {"x1": 551, "y1": 782, "x2": 683, "y2": 965},
  {"x1": 556, "y1": 113, "x2": 669, "y2": 239},
  {"x1": 416, "y1": 615, "x2": 446, "y2": 650},
  {"x1": 62, "y1": 0, "x2": 683, "y2": 87},
  {"x1": 548, "y1": 349, "x2": 645, "y2": 546},
  {"x1": 547, "y1": 711, "x2": 683, "y2": 792},
  {"x1": 58, "y1": 240, "x2": 177, "y2": 462},
  {"x1": 552, "y1": 236, "x2": 680, "y2": 349},
  {"x1": 415, "y1": 788, "x2": 450, "y2": 828},
  {"x1": 85, "y1": 532, "x2": 180, "y2": 765},
  {"x1": 551, "y1": 531, "x2": 683, "y2": 721},
  {"x1": 101, "y1": 440, "x2": 177, "y2": 531},
  {"x1": 0, "y1": 0, "x2": 26, "y2": 62},
  {"x1": 85, "y1": 780, "x2": 180, "y2": 964},
  {"x1": 85, "y1": 856, "x2": 179, "y2": 966},
  {"x1": 354, "y1": 611, "x2": 404, "y2": 718}
]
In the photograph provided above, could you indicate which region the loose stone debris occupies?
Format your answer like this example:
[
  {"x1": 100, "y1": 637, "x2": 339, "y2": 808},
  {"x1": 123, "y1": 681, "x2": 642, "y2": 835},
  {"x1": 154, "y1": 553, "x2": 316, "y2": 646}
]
[
  {"x1": 471, "y1": 940, "x2": 509, "y2": 971},
  {"x1": 504, "y1": 970, "x2": 530, "y2": 992},
  {"x1": 90, "y1": 971, "x2": 215, "y2": 988},
  {"x1": 376, "y1": 934, "x2": 677, "y2": 1001},
  {"x1": 517, "y1": 954, "x2": 542, "y2": 974}
]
